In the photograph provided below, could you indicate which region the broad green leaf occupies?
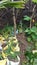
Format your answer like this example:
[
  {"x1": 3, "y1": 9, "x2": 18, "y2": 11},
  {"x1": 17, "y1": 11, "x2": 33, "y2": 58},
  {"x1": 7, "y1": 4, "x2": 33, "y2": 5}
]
[
  {"x1": 0, "y1": 1, "x2": 25, "y2": 8},
  {"x1": 31, "y1": 34, "x2": 37, "y2": 41},
  {"x1": 32, "y1": 0, "x2": 37, "y2": 3},
  {"x1": 24, "y1": 15, "x2": 31, "y2": 21}
]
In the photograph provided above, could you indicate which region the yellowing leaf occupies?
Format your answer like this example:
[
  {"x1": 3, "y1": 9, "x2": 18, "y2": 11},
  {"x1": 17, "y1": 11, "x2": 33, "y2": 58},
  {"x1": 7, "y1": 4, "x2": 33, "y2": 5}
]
[
  {"x1": 2, "y1": 52, "x2": 6, "y2": 58},
  {"x1": 0, "y1": 59, "x2": 7, "y2": 65},
  {"x1": 3, "y1": 45, "x2": 8, "y2": 50}
]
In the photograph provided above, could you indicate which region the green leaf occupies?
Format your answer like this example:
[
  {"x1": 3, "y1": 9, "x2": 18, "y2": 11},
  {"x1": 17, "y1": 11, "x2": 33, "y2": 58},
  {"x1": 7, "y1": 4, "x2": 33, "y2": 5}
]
[
  {"x1": 31, "y1": 34, "x2": 36, "y2": 41},
  {"x1": 25, "y1": 51, "x2": 34, "y2": 60},
  {"x1": 24, "y1": 15, "x2": 31, "y2": 21},
  {"x1": 25, "y1": 28, "x2": 29, "y2": 32},
  {"x1": 31, "y1": 26, "x2": 37, "y2": 32},
  {"x1": 27, "y1": 37, "x2": 31, "y2": 42},
  {"x1": 32, "y1": 0, "x2": 37, "y2": 3},
  {"x1": 0, "y1": 1, "x2": 25, "y2": 8},
  {"x1": 33, "y1": 59, "x2": 37, "y2": 65}
]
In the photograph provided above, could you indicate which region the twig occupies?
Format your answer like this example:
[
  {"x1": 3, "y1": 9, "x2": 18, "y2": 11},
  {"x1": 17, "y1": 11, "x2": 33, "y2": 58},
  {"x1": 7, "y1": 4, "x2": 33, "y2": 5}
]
[{"x1": 30, "y1": 5, "x2": 36, "y2": 28}]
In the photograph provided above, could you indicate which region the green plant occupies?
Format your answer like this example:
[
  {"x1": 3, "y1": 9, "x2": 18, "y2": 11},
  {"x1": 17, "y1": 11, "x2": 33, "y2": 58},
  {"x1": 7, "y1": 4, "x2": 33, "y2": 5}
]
[
  {"x1": 25, "y1": 26, "x2": 37, "y2": 49},
  {"x1": 0, "y1": 0, "x2": 24, "y2": 8},
  {"x1": 3, "y1": 36, "x2": 20, "y2": 60},
  {"x1": 22, "y1": 45, "x2": 37, "y2": 65},
  {"x1": 0, "y1": 0, "x2": 28, "y2": 36},
  {"x1": 0, "y1": 52, "x2": 4, "y2": 60},
  {"x1": 25, "y1": 26, "x2": 37, "y2": 42},
  {"x1": 17, "y1": 15, "x2": 30, "y2": 33},
  {"x1": 1, "y1": 25, "x2": 14, "y2": 39},
  {"x1": 35, "y1": 23, "x2": 37, "y2": 27},
  {"x1": 23, "y1": 15, "x2": 31, "y2": 21},
  {"x1": 32, "y1": 0, "x2": 37, "y2": 3},
  {"x1": 25, "y1": 50, "x2": 37, "y2": 65}
]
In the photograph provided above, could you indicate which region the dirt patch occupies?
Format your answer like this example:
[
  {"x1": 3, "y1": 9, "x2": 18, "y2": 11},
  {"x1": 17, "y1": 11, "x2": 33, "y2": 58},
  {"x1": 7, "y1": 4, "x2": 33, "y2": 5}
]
[{"x1": 16, "y1": 33, "x2": 28, "y2": 65}]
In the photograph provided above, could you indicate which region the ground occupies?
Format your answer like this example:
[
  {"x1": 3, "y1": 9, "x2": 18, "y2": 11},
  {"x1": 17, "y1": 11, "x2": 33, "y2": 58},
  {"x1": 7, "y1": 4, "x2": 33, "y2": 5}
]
[{"x1": 17, "y1": 33, "x2": 28, "y2": 65}]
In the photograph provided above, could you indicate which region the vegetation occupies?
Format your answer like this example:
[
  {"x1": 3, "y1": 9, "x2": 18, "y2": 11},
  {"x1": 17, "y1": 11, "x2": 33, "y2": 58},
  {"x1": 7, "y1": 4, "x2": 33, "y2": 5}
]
[
  {"x1": 0, "y1": 0, "x2": 37, "y2": 65},
  {"x1": 0, "y1": 26, "x2": 14, "y2": 39},
  {"x1": 32, "y1": 0, "x2": 37, "y2": 3},
  {"x1": 24, "y1": 50, "x2": 37, "y2": 65},
  {"x1": 25, "y1": 26, "x2": 37, "y2": 42},
  {"x1": 0, "y1": 52, "x2": 4, "y2": 60},
  {"x1": 3, "y1": 36, "x2": 20, "y2": 60}
]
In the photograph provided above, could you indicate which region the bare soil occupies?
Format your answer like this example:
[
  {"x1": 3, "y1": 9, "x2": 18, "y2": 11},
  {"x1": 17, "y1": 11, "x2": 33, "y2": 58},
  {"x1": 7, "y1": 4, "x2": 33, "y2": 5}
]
[{"x1": 16, "y1": 33, "x2": 28, "y2": 65}]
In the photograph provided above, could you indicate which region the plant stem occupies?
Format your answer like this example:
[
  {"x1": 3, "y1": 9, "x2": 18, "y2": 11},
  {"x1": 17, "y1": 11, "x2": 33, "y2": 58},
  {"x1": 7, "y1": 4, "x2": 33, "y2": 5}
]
[
  {"x1": 30, "y1": 5, "x2": 36, "y2": 29},
  {"x1": 13, "y1": 7, "x2": 16, "y2": 36}
]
